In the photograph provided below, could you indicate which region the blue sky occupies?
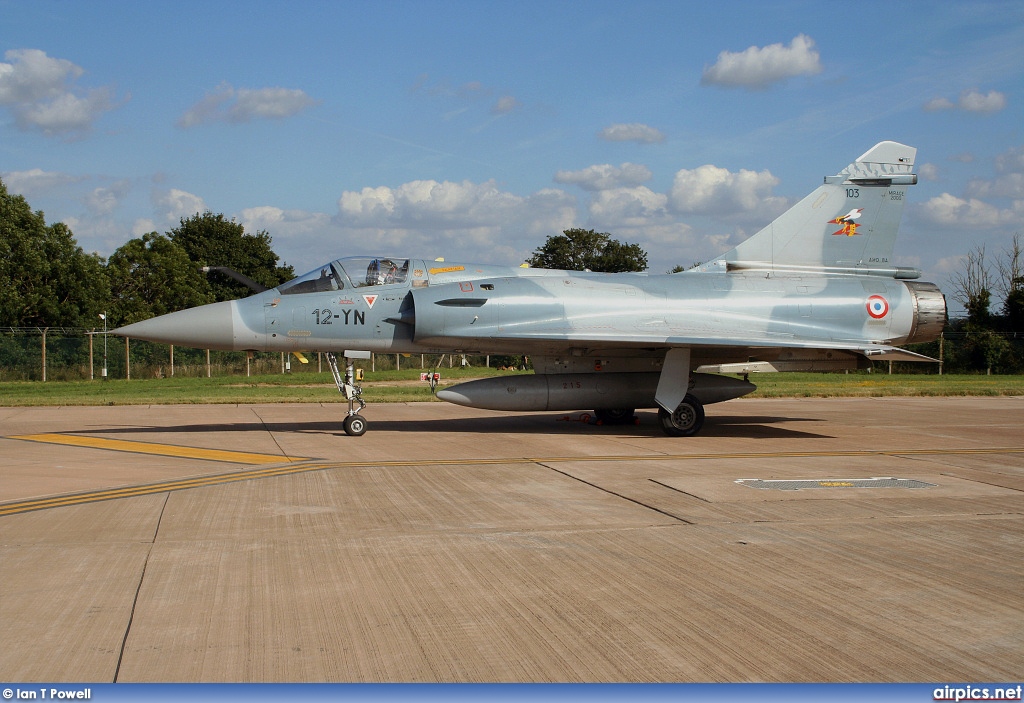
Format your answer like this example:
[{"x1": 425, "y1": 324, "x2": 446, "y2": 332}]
[{"x1": 2, "y1": 0, "x2": 1022, "y2": 312}]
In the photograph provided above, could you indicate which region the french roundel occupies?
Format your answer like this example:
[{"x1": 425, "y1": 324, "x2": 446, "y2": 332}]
[{"x1": 866, "y1": 295, "x2": 889, "y2": 319}]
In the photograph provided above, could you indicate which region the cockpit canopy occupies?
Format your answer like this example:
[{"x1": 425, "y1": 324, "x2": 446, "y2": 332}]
[{"x1": 278, "y1": 257, "x2": 411, "y2": 295}]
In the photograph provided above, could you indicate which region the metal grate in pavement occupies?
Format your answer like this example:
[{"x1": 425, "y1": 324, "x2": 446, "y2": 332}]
[{"x1": 736, "y1": 477, "x2": 936, "y2": 491}]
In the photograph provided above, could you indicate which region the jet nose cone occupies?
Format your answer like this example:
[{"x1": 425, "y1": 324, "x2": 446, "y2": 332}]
[{"x1": 114, "y1": 300, "x2": 239, "y2": 350}]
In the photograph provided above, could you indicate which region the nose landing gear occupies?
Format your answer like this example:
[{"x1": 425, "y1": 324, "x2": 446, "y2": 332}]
[{"x1": 326, "y1": 352, "x2": 368, "y2": 436}]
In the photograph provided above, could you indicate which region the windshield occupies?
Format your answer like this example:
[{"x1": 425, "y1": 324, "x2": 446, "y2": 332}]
[
  {"x1": 277, "y1": 261, "x2": 347, "y2": 295},
  {"x1": 278, "y1": 257, "x2": 412, "y2": 295}
]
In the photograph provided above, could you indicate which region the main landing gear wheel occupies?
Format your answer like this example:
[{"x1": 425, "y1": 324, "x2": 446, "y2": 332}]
[
  {"x1": 593, "y1": 407, "x2": 636, "y2": 425},
  {"x1": 343, "y1": 414, "x2": 367, "y2": 437},
  {"x1": 658, "y1": 394, "x2": 705, "y2": 437}
]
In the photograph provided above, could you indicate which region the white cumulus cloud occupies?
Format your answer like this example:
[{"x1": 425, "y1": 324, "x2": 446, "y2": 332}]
[
  {"x1": 0, "y1": 49, "x2": 82, "y2": 104},
  {"x1": 327, "y1": 180, "x2": 577, "y2": 266},
  {"x1": 959, "y1": 88, "x2": 1007, "y2": 113},
  {"x1": 963, "y1": 146, "x2": 1024, "y2": 199},
  {"x1": 16, "y1": 88, "x2": 115, "y2": 134},
  {"x1": 132, "y1": 218, "x2": 157, "y2": 236},
  {"x1": 1, "y1": 168, "x2": 82, "y2": 195},
  {"x1": 598, "y1": 123, "x2": 665, "y2": 144},
  {"x1": 934, "y1": 254, "x2": 966, "y2": 275},
  {"x1": 238, "y1": 206, "x2": 331, "y2": 243},
  {"x1": 554, "y1": 163, "x2": 652, "y2": 191},
  {"x1": 919, "y1": 163, "x2": 940, "y2": 182},
  {"x1": 996, "y1": 146, "x2": 1024, "y2": 173},
  {"x1": 155, "y1": 188, "x2": 207, "y2": 224},
  {"x1": 966, "y1": 174, "x2": 1024, "y2": 199},
  {"x1": 588, "y1": 187, "x2": 669, "y2": 227},
  {"x1": 178, "y1": 82, "x2": 318, "y2": 128},
  {"x1": 86, "y1": 180, "x2": 131, "y2": 216},
  {"x1": 701, "y1": 34, "x2": 822, "y2": 89},
  {"x1": 337, "y1": 179, "x2": 526, "y2": 228},
  {"x1": 0, "y1": 48, "x2": 122, "y2": 137},
  {"x1": 924, "y1": 88, "x2": 1007, "y2": 114},
  {"x1": 919, "y1": 193, "x2": 1022, "y2": 228},
  {"x1": 669, "y1": 164, "x2": 781, "y2": 215}
]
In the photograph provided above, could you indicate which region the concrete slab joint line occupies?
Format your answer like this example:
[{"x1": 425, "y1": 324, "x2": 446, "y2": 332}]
[{"x1": 113, "y1": 493, "x2": 169, "y2": 683}]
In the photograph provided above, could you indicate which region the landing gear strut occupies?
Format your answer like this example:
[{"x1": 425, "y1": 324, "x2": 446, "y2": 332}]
[
  {"x1": 655, "y1": 348, "x2": 705, "y2": 437},
  {"x1": 326, "y1": 352, "x2": 367, "y2": 436}
]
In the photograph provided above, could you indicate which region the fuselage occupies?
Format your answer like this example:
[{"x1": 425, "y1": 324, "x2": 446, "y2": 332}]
[{"x1": 116, "y1": 256, "x2": 944, "y2": 374}]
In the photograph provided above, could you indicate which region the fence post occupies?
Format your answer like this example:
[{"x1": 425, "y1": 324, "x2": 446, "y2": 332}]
[
  {"x1": 89, "y1": 330, "x2": 94, "y2": 380},
  {"x1": 42, "y1": 328, "x2": 47, "y2": 382},
  {"x1": 125, "y1": 336, "x2": 131, "y2": 380}
]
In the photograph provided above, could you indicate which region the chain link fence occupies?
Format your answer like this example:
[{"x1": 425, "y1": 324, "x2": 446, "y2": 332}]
[
  {"x1": 6, "y1": 325, "x2": 1022, "y2": 381},
  {"x1": 0, "y1": 328, "x2": 522, "y2": 381}
]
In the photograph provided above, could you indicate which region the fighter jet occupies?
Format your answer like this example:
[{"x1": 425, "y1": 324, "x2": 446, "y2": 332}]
[{"x1": 115, "y1": 141, "x2": 946, "y2": 436}]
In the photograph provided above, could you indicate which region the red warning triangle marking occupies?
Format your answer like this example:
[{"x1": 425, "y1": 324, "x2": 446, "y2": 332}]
[{"x1": 362, "y1": 294, "x2": 378, "y2": 309}]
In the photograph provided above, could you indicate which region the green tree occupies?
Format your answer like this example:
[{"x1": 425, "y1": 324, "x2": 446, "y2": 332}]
[
  {"x1": 0, "y1": 178, "x2": 109, "y2": 328},
  {"x1": 668, "y1": 262, "x2": 703, "y2": 273},
  {"x1": 950, "y1": 244, "x2": 992, "y2": 324},
  {"x1": 0, "y1": 179, "x2": 49, "y2": 326},
  {"x1": 169, "y1": 211, "x2": 294, "y2": 301},
  {"x1": 995, "y1": 234, "x2": 1024, "y2": 330},
  {"x1": 955, "y1": 324, "x2": 1013, "y2": 375},
  {"x1": 946, "y1": 239, "x2": 1024, "y2": 372},
  {"x1": 1004, "y1": 283, "x2": 1024, "y2": 331},
  {"x1": 40, "y1": 222, "x2": 110, "y2": 328},
  {"x1": 107, "y1": 232, "x2": 214, "y2": 325},
  {"x1": 528, "y1": 228, "x2": 648, "y2": 272}
]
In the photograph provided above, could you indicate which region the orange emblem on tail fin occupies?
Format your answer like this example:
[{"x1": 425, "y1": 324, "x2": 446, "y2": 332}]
[{"x1": 829, "y1": 208, "x2": 864, "y2": 236}]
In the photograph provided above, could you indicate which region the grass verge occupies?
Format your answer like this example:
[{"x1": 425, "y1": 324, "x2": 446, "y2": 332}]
[{"x1": 0, "y1": 369, "x2": 1021, "y2": 407}]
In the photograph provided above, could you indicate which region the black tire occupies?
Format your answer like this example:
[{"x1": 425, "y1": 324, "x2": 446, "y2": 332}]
[
  {"x1": 658, "y1": 395, "x2": 705, "y2": 437},
  {"x1": 343, "y1": 414, "x2": 367, "y2": 436},
  {"x1": 593, "y1": 407, "x2": 635, "y2": 425}
]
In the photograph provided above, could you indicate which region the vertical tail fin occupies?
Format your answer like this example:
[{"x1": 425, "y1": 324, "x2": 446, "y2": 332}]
[{"x1": 716, "y1": 141, "x2": 917, "y2": 274}]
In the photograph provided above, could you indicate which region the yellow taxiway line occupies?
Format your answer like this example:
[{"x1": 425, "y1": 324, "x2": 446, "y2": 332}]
[
  {"x1": 2, "y1": 444, "x2": 1022, "y2": 517},
  {"x1": 0, "y1": 461, "x2": 332, "y2": 516},
  {"x1": 9, "y1": 433, "x2": 308, "y2": 465}
]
